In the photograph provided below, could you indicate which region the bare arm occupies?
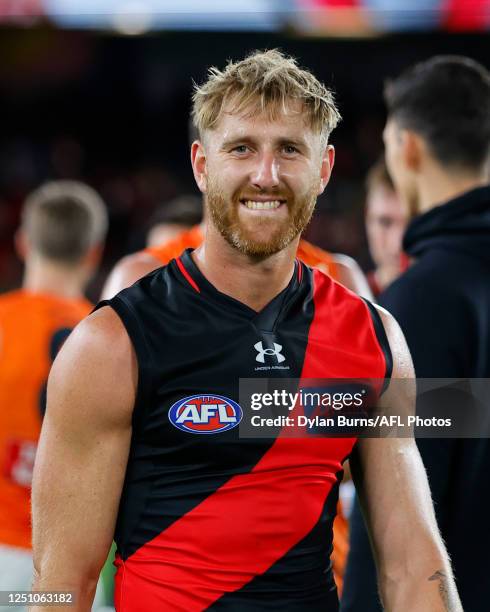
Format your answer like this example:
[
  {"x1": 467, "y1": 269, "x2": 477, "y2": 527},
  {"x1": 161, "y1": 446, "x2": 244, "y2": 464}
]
[
  {"x1": 332, "y1": 253, "x2": 374, "y2": 300},
  {"x1": 31, "y1": 307, "x2": 135, "y2": 611},
  {"x1": 100, "y1": 251, "x2": 161, "y2": 300},
  {"x1": 351, "y1": 305, "x2": 462, "y2": 612}
]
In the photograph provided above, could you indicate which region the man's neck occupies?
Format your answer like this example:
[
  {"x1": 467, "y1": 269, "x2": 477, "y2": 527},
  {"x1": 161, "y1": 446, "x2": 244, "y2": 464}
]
[
  {"x1": 417, "y1": 164, "x2": 488, "y2": 214},
  {"x1": 23, "y1": 257, "x2": 86, "y2": 300},
  {"x1": 192, "y1": 225, "x2": 298, "y2": 312}
]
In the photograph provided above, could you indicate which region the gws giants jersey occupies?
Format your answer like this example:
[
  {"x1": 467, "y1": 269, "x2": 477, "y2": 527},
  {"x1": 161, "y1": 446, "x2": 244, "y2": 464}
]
[
  {"x1": 0, "y1": 291, "x2": 92, "y2": 550},
  {"x1": 97, "y1": 249, "x2": 392, "y2": 612},
  {"x1": 145, "y1": 225, "x2": 340, "y2": 279}
]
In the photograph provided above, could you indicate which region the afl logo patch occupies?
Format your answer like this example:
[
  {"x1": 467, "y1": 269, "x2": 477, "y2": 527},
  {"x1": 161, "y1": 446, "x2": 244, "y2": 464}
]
[{"x1": 168, "y1": 394, "x2": 243, "y2": 434}]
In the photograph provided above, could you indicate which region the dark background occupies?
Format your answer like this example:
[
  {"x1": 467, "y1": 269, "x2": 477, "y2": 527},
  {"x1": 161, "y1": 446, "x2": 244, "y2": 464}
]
[{"x1": 0, "y1": 27, "x2": 488, "y2": 296}]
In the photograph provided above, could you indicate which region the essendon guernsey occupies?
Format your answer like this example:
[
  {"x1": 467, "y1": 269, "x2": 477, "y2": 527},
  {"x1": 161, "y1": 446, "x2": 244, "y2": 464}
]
[{"x1": 97, "y1": 249, "x2": 391, "y2": 611}]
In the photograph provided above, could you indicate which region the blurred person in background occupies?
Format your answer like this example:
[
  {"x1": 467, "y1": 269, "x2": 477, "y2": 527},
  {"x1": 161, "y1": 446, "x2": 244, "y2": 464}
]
[
  {"x1": 365, "y1": 158, "x2": 409, "y2": 297},
  {"x1": 146, "y1": 195, "x2": 203, "y2": 248},
  {"x1": 342, "y1": 55, "x2": 490, "y2": 612},
  {"x1": 0, "y1": 181, "x2": 108, "y2": 607}
]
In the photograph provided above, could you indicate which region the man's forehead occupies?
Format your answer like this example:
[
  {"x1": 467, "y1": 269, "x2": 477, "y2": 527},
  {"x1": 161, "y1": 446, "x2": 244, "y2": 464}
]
[
  {"x1": 368, "y1": 187, "x2": 405, "y2": 216},
  {"x1": 214, "y1": 99, "x2": 313, "y2": 139}
]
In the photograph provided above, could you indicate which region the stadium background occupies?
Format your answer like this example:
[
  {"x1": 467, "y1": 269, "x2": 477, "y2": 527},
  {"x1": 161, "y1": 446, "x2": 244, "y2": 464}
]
[{"x1": 0, "y1": 1, "x2": 488, "y2": 300}]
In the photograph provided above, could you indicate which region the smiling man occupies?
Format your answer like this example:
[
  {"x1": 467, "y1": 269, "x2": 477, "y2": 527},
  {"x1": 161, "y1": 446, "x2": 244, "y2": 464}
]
[{"x1": 31, "y1": 50, "x2": 461, "y2": 612}]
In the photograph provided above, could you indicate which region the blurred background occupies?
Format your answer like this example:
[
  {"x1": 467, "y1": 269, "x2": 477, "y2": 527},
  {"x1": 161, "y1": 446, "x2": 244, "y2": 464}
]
[{"x1": 0, "y1": 0, "x2": 488, "y2": 297}]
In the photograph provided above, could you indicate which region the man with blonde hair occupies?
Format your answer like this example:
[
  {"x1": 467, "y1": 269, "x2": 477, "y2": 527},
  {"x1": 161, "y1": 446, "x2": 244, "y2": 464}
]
[
  {"x1": 0, "y1": 181, "x2": 107, "y2": 605},
  {"x1": 32, "y1": 51, "x2": 461, "y2": 611}
]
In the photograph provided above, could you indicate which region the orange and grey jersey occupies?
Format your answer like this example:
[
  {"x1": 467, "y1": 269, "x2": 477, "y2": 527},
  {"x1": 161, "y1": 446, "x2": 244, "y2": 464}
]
[{"x1": 0, "y1": 290, "x2": 91, "y2": 550}]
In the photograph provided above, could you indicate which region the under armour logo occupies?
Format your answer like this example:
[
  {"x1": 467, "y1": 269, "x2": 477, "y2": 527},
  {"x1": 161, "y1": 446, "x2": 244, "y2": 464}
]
[{"x1": 254, "y1": 341, "x2": 286, "y2": 364}]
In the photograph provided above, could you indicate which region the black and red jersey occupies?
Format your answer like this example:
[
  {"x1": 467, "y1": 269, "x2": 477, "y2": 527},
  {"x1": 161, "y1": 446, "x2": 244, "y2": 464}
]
[{"x1": 98, "y1": 249, "x2": 391, "y2": 611}]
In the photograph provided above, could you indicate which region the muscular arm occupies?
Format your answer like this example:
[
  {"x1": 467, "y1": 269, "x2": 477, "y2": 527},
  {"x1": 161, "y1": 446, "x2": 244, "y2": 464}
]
[
  {"x1": 31, "y1": 307, "x2": 135, "y2": 611},
  {"x1": 351, "y1": 306, "x2": 462, "y2": 612},
  {"x1": 100, "y1": 252, "x2": 161, "y2": 300},
  {"x1": 332, "y1": 254, "x2": 373, "y2": 300}
]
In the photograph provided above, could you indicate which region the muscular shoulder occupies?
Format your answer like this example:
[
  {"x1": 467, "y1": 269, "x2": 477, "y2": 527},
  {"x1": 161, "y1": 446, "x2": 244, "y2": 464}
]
[
  {"x1": 71, "y1": 305, "x2": 131, "y2": 348},
  {"x1": 48, "y1": 306, "x2": 136, "y2": 427},
  {"x1": 371, "y1": 303, "x2": 414, "y2": 381},
  {"x1": 100, "y1": 251, "x2": 161, "y2": 300}
]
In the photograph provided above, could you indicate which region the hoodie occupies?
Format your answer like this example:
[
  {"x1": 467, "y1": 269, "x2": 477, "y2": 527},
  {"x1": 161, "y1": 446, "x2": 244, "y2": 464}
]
[{"x1": 342, "y1": 185, "x2": 490, "y2": 612}]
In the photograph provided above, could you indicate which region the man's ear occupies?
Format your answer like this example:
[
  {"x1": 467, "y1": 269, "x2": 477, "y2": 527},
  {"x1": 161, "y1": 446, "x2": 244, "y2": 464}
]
[
  {"x1": 402, "y1": 129, "x2": 424, "y2": 172},
  {"x1": 14, "y1": 228, "x2": 28, "y2": 262},
  {"x1": 191, "y1": 139, "x2": 207, "y2": 193},
  {"x1": 318, "y1": 144, "x2": 335, "y2": 195}
]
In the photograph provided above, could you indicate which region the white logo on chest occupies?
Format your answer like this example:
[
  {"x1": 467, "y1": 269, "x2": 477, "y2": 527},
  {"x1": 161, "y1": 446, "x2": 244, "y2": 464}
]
[{"x1": 254, "y1": 341, "x2": 286, "y2": 364}]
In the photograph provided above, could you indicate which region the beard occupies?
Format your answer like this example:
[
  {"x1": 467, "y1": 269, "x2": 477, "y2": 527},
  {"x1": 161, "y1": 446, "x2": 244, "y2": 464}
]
[{"x1": 205, "y1": 175, "x2": 319, "y2": 258}]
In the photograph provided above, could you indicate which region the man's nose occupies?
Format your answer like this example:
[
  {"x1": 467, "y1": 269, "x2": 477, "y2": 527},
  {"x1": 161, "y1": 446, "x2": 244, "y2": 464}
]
[{"x1": 250, "y1": 152, "x2": 280, "y2": 191}]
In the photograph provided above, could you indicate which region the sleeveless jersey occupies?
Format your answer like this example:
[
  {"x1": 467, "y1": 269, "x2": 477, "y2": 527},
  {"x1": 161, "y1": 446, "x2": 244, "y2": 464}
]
[
  {"x1": 99, "y1": 249, "x2": 391, "y2": 611},
  {"x1": 0, "y1": 290, "x2": 92, "y2": 549},
  {"x1": 147, "y1": 226, "x2": 347, "y2": 592},
  {"x1": 146, "y1": 225, "x2": 339, "y2": 280}
]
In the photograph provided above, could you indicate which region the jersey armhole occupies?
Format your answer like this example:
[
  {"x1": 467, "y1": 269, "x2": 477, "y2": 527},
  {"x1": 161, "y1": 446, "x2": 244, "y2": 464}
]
[
  {"x1": 94, "y1": 297, "x2": 154, "y2": 433},
  {"x1": 361, "y1": 298, "x2": 393, "y2": 394}
]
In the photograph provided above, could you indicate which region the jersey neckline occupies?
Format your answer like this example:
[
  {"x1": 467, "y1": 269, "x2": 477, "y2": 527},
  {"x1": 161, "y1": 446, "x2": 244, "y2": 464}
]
[{"x1": 174, "y1": 248, "x2": 303, "y2": 332}]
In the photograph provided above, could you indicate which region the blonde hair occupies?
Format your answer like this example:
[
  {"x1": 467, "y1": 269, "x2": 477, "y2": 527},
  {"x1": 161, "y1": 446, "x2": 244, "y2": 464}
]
[
  {"x1": 23, "y1": 180, "x2": 108, "y2": 264},
  {"x1": 192, "y1": 49, "x2": 341, "y2": 145}
]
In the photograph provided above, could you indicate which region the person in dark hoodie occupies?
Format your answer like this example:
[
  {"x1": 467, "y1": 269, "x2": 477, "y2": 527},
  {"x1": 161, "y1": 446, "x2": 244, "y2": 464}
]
[{"x1": 342, "y1": 56, "x2": 490, "y2": 612}]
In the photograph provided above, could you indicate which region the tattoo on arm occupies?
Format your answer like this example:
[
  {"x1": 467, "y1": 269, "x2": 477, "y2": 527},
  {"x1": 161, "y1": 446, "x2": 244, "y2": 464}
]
[{"x1": 428, "y1": 570, "x2": 450, "y2": 610}]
